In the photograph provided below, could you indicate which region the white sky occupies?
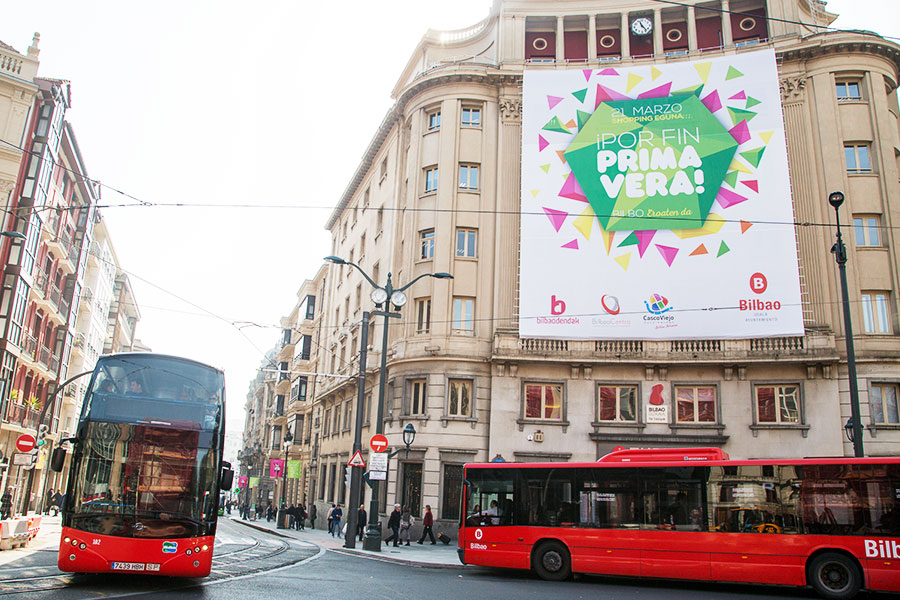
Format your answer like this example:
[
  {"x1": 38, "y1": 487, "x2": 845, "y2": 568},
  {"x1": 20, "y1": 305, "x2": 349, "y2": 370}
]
[{"x1": 0, "y1": 0, "x2": 896, "y2": 440}]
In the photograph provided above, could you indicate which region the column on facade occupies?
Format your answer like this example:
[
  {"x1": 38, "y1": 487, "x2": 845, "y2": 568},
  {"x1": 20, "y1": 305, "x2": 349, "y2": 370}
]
[
  {"x1": 687, "y1": 5, "x2": 698, "y2": 51},
  {"x1": 653, "y1": 8, "x2": 664, "y2": 55},
  {"x1": 495, "y1": 97, "x2": 522, "y2": 330},
  {"x1": 587, "y1": 14, "x2": 597, "y2": 60},
  {"x1": 620, "y1": 12, "x2": 630, "y2": 58},
  {"x1": 556, "y1": 16, "x2": 565, "y2": 62},
  {"x1": 721, "y1": 0, "x2": 734, "y2": 46}
]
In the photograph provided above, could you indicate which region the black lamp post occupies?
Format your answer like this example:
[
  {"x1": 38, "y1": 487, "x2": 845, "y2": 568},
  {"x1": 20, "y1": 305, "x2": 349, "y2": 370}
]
[
  {"x1": 324, "y1": 256, "x2": 451, "y2": 552},
  {"x1": 276, "y1": 428, "x2": 293, "y2": 528},
  {"x1": 828, "y1": 190, "x2": 864, "y2": 457}
]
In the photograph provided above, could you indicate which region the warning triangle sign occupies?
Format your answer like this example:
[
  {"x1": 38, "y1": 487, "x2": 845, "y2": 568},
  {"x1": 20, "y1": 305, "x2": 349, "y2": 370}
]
[{"x1": 348, "y1": 450, "x2": 366, "y2": 468}]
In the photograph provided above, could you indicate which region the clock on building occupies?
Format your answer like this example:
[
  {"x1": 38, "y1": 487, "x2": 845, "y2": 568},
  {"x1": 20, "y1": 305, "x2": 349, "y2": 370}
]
[{"x1": 631, "y1": 17, "x2": 653, "y2": 36}]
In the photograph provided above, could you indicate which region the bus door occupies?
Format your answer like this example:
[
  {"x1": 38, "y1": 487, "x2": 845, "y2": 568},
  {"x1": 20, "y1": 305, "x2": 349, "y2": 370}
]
[
  {"x1": 639, "y1": 467, "x2": 710, "y2": 580},
  {"x1": 579, "y1": 467, "x2": 641, "y2": 576},
  {"x1": 463, "y1": 469, "x2": 524, "y2": 569}
]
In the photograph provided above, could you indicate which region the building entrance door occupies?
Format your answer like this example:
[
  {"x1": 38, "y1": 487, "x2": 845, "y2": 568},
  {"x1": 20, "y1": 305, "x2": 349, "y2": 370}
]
[{"x1": 400, "y1": 462, "x2": 422, "y2": 516}]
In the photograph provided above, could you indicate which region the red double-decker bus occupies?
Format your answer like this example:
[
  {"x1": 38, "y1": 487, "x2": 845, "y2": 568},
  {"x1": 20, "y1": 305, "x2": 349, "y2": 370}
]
[
  {"x1": 51, "y1": 353, "x2": 233, "y2": 576},
  {"x1": 458, "y1": 448, "x2": 900, "y2": 599}
]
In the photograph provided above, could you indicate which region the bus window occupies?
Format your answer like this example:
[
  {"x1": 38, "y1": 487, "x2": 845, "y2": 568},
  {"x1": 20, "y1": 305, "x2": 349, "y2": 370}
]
[
  {"x1": 856, "y1": 464, "x2": 900, "y2": 535},
  {"x1": 584, "y1": 468, "x2": 641, "y2": 529},
  {"x1": 709, "y1": 465, "x2": 785, "y2": 534},
  {"x1": 798, "y1": 464, "x2": 866, "y2": 535},
  {"x1": 641, "y1": 467, "x2": 706, "y2": 531},
  {"x1": 464, "y1": 469, "x2": 515, "y2": 527},
  {"x1": 519, "y1": 469, "x2": 576, "y2": 527}
]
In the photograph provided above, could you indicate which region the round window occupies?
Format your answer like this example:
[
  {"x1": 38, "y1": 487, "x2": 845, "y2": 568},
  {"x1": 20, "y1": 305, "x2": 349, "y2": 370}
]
[
  {"x1": 665, "y1": 28, "x2": 683, "y2": 43},
  {"x1": 599, "y1": 35, "x2": 616, "y2": 49},
  {"x1": 532, "y1": 37, "x2": 548, "y2": 51},
  {"x1": 739, "y1": 17, "x2": 757, "y2": 32}
]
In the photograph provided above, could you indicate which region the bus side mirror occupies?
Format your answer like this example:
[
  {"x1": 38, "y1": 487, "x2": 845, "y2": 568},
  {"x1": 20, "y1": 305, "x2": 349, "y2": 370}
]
[
  {"x1": 220, "y1": 467, "x2": 234, "y2": 490},
  {"x1": 50, "y1": 447, "x2": 66, "y2": 472}
]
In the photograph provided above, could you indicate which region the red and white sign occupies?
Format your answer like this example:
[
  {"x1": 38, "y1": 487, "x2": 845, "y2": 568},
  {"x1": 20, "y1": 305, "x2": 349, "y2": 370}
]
[
  {"x1": 370, "y1": 434, "x2": 388, "y2": 453},
  {"x1": 348, "y1": 450, "x2": 366, "y2": 468},
  {"x1": 15, "y1": 434, "x2": 35, "y2": 453}
]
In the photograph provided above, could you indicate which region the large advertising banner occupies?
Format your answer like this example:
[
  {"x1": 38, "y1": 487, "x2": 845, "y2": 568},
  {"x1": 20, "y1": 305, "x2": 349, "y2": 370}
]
[{"x1": 519, "y1": 48, "x2": 803, "y2": 340}]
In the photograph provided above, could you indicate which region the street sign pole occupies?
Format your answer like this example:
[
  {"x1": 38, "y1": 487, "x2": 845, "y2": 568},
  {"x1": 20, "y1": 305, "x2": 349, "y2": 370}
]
[{"x1": 344, "y1": 311, "x2": 369, "y2": 549}]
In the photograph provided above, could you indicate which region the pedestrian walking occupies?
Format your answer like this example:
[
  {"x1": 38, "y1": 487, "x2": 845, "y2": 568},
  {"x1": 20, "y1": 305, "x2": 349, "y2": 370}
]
[
  {"x1": 417, "y1": 504, "x2": 436, "y2": 544},
  {"x1": 51, "y1": 490, "x2": 62, "y2": 517},
  {"x1": 298, "y1": 503, "x2": 306, "y2": 530},
  {"x1": 357, "y1": 504, "x2": 367, "y2": 541},
  {"x1": 385, "y1": 504, "x2": 401, "y2": 547},
  {"x1": 327, "y1": 503, "x2": 335, "y2": 535},
  {"x1": 1, "y1": 488, "x2": 12, "y2": 520},
  {"x1": 266, "y1": 502, "x2": 274, "y2": 522},
  {"x1": 288, "y1": 504, "x2": 297, "y2": 529},
  {"x1": 399, "y1": 506, "x2": 413, "y2": 546},
  {"x1": 332, "y1": 504, "x2": 343, "y2": 537},
  {"x1": 45, "y1": 489, "x2": 54, "y2": 515},
  {"x1": 309, "y1": 504, "x2": 317, "y2": 529}
]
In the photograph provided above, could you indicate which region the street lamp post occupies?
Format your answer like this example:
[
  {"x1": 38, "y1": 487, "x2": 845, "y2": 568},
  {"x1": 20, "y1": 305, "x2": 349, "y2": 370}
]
[
  {"x1": 828, "y1": 190, "x2": 864, "y2": 458},
  {"x1": 277, "y1": 429, "x2": 293, "y2": 528},
  {"x1": 324, "y1": 256, "x2": 452, "y2": 552}
]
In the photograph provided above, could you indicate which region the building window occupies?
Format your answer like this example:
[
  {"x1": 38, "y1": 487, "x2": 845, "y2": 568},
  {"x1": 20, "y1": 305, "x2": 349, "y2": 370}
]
[
  {"x1": 359, "y1": 233, "x2": 366, "y2": 258},
  {"x1": 456, "y1": 228, "x2": 477, "y2": 258},
  {"x1": 344, "y1": 400, "x2": 353, "y2": 430},
  {"x1": 376, "y1": 208, "x2": 384, "y2": 234},
  {"x1": 363, "y1": 392, "x2": 371, "y2": 425},
  {"x1": 408, "y1": 379, "x2": 427, "y2": 415},
  {"x1": 836, "y1": 80, "x2": 862, "y2": 101},
  {"x1": 416, "y1": 298, "x2": 431, "y2": 334},
  {"x1": 597, "y1": 385, "x2": 637, "y2": 422},
  {"x1": 420, "y1": 229, "x2": 435, "y2": 259},
  {"x1": 333, "y1": 404, "x2": 342, "y2": 435},
  {"x1": 459, "y1": 164, "x2": 479, "y2": 190},
  {"x1": 844, "y1": 144, "x2": 872, "y2": 173},
  {"x1": 870, "y1": 383, "x2": 900, "y2": 424},
  {"x1": 380, "y1": 157, "x2": 388, "y2": 181},
  {"x1": 323, "y1": 409, "x2": 331, "y2": 437},
  {"x1": 452, "y1": 297, "x2": 474, "y2": 333},
  {"x1": 425, "y1": 167, "x2": 439, "y2": 193},
  {"x1": 524, "y1": 383, "x2": 563, "y2": 420},
  {"x1": 442, "y1": 464, "x2": 463, "y2": 521},
  {"x1": 755, "y1": 385, "x2": 801, "y2": 424},
  {"x1": 448, "y1": 379, "x2": 472, "y2": 417},
  {"x1": 862, "y1": 292, "x2": 891, "y2": 333},
  {"x1": 427, "y1": 110, "x2": 441, "y2": 131},
  {"x1": 675, "y1": 385, "x2": 717, "y2": 423},
  {"x1": 461, "y1": 107, "x2": 481, "y2": 127},
  {"x1": 853, "y1": 215, "x2": 881, "y2": 247}
]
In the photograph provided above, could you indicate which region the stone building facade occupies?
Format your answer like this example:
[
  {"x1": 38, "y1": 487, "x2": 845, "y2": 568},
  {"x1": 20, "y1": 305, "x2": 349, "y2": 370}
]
[{"x1": 242, "y1": 0, "x2": 900, "y2": 536}]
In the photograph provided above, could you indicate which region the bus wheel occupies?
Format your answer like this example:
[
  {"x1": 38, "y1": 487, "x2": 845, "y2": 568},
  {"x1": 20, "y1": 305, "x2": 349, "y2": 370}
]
[
  {"x1": 533, "y1": 541, "x2": 571, "y2": 581},
  {"x1": 808, "y1": 552, "x2": 861, "y2": 600}
]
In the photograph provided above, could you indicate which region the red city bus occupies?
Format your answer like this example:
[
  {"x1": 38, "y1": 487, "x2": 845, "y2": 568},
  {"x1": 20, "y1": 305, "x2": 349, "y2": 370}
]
[
  {"x1": 458, "y1": 448, "x2": 900, "y2": 599},
  {"x1": 51, "y1": 353, "x2": 233, "y2": 577}
]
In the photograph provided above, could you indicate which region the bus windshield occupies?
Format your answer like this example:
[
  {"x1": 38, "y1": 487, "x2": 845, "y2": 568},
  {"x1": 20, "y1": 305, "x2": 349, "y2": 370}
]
[
  {"x1": 83, "y1": 355, "x2": 224, "y2": 431},
  {"x1": 67, "y1": 421, "x2": 219, "y2": 538}
]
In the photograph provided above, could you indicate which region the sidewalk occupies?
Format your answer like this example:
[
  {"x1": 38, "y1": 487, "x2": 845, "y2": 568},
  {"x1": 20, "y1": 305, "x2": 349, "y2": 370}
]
[
  {"x1": 0, "y1": 513, "x2": 61, "y2": 567},
  {"x1": 231, "y1": 515, "x2": 463, "y2": 568}
]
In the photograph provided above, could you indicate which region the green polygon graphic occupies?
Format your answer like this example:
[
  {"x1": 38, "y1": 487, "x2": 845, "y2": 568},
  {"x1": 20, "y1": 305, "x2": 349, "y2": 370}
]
[
  {"x1": 573, "y1": 88, "x2": 588, "y2": 103},
  {"x1": 726, "y1": 66, "x2": 744, "y2": 80},
  {"x1": 740, "y1": 147, "x2": 766, "y2": 168},
  {"x1": 564, "y1": 94, "x2": 739, "y2": 231},
  {"x1": 674, "y1": 84, "x2": 705, "y2": 97},
  {"x1": 717, "y1": 240, "x2": 731, "y2": 257},
  {"x1": 746, "y1": 96, "x2": 762, "y2": 108},
  {"x1": 543, "y1": 116, "x2": 570, "y2": 134},
  {"x1": 576, "y1": 110, "x2": 592, "y2": 130},
  {"x1": 723, "y1": 170, "x2": 738, "y2": 189},
  {"x1": 728, "y1": 106, "x2": 757, "y2": 125}
]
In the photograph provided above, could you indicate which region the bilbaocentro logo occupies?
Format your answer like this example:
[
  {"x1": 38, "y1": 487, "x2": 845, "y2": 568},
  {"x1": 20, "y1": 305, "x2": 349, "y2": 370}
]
[
  {"x1": 740, "y1": 272, "x2": 782, "y2": 311},
  {"x1": 601, "y1": 294, "x2": 620, "y2": 315},
  {"x1": 537, "y1": 295, "x2": 580, "y2": 325}
]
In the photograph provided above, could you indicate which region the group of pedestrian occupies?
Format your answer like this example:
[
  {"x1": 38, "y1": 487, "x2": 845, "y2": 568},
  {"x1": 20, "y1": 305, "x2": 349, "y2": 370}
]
[
  {"x1": 43, "y1": 488, "x2": 63, "y2": 516},
  {"x1": 384, "y1": 504, "x2": 436, "y2": 546},
  {"x1": 326, "y1": 503, "x2": 343, "y2": 536},
  {"x1": 286, "y1": 503, "x2": 308, "y2": 530}
]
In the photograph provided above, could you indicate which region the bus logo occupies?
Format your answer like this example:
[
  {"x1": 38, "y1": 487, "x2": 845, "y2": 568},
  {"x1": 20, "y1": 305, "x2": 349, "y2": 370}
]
[
  {"x1": 865, "y1": 539, "x2": 900, "y2": 559},
  {"x1": 474, "y1": 528, "x2": 483, "y2": 540},
  {"x1": 162, "y1": 541, "x2": 178, "y2": 554}
]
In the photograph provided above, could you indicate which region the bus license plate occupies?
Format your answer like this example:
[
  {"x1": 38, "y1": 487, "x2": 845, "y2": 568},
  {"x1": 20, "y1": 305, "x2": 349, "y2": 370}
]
[{"x1": 112, "y1": 562, "x2": 145, "y2": 571}]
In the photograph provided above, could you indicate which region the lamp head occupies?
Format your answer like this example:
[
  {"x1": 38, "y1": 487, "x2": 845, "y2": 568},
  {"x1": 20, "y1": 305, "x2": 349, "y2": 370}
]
[
  {"x1": 402, "y1": 422, "x2": 416, "y2": 446},
  {"x1": 828, "y1": 191, "x2": 845, "y2": 209},
  {"x1": 432, "y1": 272, "x2": 454, "y2": 279},
  {"x1": 0, "y1": 232, "x2": 26, "y2": 240},
  {"x1": 324, "y1": 256, "x2": 347, "y2": 265},
  {"x1": 390, "y1": 290, "x2": 407, "y2": 308},
  {"x1": 371, "y1": 288, "x2": 389, "y2": 305}
]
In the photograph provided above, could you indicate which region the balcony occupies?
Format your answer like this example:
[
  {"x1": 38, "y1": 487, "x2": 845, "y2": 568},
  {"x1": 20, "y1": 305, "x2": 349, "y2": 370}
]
[
  {"x1": 6, "y1": 403, "x2": 40, "y2": 429},
  {"x1": 493, "y1": 331, "x2": 838, "y2": 365},
  {"x1": 21, "y1": 332, "x2": 37, "y2": 361}
]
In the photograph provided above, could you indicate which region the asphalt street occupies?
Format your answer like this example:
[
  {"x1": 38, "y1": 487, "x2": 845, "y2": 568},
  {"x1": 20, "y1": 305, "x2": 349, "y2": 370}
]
[{"x1": 0, "y1": 517, "x2": 884, "y2": 600}]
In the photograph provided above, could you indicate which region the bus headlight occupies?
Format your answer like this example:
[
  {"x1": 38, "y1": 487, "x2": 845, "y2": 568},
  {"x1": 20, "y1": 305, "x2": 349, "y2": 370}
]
[{"x1": 201, "y1": 544, "x2": 208, "y2": 552}]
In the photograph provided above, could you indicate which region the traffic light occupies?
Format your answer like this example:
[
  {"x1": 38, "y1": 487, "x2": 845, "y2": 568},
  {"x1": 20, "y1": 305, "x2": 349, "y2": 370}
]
[
  {"x1": 36, "y1": 424, "x2": 49, "y2": 447},
  {"x1": 344, "y1": 466, "x2": 351, "y2": 491}
]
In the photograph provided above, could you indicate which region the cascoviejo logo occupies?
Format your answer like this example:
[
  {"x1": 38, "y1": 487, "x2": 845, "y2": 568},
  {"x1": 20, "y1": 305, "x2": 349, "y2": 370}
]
[{"x1": 643, "y1": 293, "x2": 675, "y2": 323}]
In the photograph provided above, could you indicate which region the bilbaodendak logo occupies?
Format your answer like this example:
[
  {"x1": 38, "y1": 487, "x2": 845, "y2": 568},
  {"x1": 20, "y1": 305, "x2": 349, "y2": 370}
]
[{"x1": 537, "y1": 295, "x2": 580, "y2": 325}]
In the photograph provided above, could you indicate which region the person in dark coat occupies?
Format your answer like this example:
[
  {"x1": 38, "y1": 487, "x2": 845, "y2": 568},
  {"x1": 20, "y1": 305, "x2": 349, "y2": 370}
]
[
  {"x1": 418, "y1": 504, "x2": 436, "y2": 544},
  {"x1": 0, "y1": 488, "x2": 11, "y2": 520},
  {"x1": 309, "y1": 504, "x2": 317, "y2": 529},
  {"x1": 385, "y1": 504, "x2": 401, "y2": 547},
  {"x1": 357, "y1": 504, "x2": 367, "y2": 541},
  {"x1": 297, "y1": 503, "x2": 306, "y2": 530}
]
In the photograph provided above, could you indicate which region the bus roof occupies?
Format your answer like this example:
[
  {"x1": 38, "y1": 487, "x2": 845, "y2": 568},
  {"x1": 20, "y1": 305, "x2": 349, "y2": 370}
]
[{"x1": 98, "y1": 352, "x2": 224, "y2": 376}]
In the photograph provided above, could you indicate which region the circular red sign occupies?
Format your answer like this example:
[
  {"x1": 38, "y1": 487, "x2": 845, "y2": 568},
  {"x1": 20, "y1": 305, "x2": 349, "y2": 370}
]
[
  {"x1": 750, "y1": 272, "x2": 768, "y2": 294},
  {"x1": 16, "y1": 434, "x2": 35, "y2": 453},
  {"x1": 370, "y1": 434, "x2": 388, "y2": 453}
]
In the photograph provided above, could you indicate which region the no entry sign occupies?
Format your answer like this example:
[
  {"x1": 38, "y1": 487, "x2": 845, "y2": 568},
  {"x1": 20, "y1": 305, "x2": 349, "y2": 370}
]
[
  {"x1": 15, "y1": 434, "x2": 35, "y2": 453},
  {"x1": 370, "y1": 434, "x2": 388, "y2": 453}
]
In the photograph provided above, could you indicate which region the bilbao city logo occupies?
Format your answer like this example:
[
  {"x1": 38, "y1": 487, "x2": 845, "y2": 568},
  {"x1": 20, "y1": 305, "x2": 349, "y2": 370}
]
[
  {"x1": 601, "y1": 294, "x2": 620, "y2": 315},
  {"x1": 740, "y1": 272, "x2": 782, "y2": 311}
]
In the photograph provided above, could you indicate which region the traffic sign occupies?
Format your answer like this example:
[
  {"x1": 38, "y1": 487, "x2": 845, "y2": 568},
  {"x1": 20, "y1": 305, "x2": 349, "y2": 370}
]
[
  {"x1": 348, "y1": 450, "x2": 366, "y2": 468},
  {"x1": 370, "y1": 434, "x2": 388, "y2": 453},
  {"x1": 369, "y1": 452, "x2": 388, "y2": 473},
  {"x1": 15, "y1": 434, "x2": 35, "y2": 453}
]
